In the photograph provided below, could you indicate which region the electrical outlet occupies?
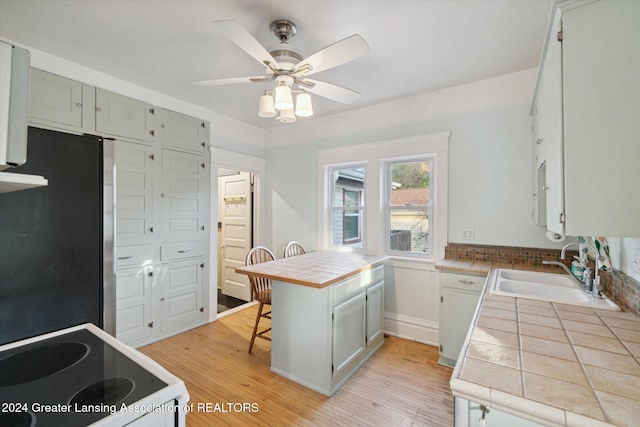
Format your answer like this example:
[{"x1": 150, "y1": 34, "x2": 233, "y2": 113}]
[{"x1": 462, "y1": 228, "x2": 475, "y2": 240}]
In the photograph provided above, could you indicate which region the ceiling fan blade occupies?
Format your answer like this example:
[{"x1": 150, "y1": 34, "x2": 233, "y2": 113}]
[
  {"x1": 192, "y1": 76, "x2": 270, "y2": 86},
  {"x1": 212, "y1": 20, "x2": 277, "y2": 68},
  {"x1": 295, "y1": 34, "x2": 370, "y2": 76},
  {"x1": 301, "y1": 78, "x2": 361, "y2": 104}
]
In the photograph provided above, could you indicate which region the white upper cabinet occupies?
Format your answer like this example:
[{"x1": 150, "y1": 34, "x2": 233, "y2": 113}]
[
  {"x1": 160, "y1": 109, "x2": 209, "y2": 152},
  {"x1": 95, "y1": 88, "x2": 157, "y2": 143},
  {"x1": 533, "y1": 0, "x2": 640, "y2": 237},
  {"x1": 28, "y1": 69, "x2": 95, "y2": 134},
  {"x1": 532, "y1": 9, "x2": 564, "y2": 233}
]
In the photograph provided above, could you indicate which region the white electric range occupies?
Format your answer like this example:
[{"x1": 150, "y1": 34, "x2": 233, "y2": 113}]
[{"x1": 0, "y1": 323, "x2": 188, "y2": 426}]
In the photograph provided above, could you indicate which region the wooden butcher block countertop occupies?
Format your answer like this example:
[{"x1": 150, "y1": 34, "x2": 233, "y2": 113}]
[{"x1": 235, "y1": 251, "x2": 388, "y2": 289}]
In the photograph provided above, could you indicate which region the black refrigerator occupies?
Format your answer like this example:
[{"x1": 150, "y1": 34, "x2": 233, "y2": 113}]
[{"x1": 0, "y1": 127, "x2": 115, "y2": 345}]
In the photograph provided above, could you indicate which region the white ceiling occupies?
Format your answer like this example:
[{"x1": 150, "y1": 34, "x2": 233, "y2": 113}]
[{"x1": 0, "y1": 0, "x2": 552, "y2": 129}]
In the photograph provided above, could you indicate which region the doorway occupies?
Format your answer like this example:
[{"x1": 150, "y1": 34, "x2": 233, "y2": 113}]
[{"x1": 217, "y1": 169, "x2": 254, "y2": 314}]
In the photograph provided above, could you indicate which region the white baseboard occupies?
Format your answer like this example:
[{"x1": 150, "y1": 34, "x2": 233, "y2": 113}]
[{"x1": 383, "y1": 312, "x2": 439, "y2": 347}]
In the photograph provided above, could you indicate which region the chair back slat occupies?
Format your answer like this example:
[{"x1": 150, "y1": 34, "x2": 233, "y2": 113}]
[
  {"x1": 245, "y1": 246, "x2": 275, "y2": 303},
  {"x1": 284, "y1": 241, "x2": 306, "y2": 258}
]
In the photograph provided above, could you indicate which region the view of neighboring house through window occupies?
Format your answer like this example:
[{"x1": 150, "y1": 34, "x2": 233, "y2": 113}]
[
  {"x1": 386, "y1": 158, "x2": 432, "y2": 255},
  {"x1": 331, "y1": 166, "x2": 365, "y2": 248},
  {"x1": 318, "y1": 132, "x2": 448, "y2": 259}
]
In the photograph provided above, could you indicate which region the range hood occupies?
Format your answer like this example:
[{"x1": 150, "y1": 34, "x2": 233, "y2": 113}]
[{"x1": 0, "y1": 40, "x2": 47, "y2": 193}]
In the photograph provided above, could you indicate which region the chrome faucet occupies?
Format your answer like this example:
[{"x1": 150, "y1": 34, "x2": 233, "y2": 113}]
[{"x1": 543, "y1": 242, "x2": 603, "y2": 298}]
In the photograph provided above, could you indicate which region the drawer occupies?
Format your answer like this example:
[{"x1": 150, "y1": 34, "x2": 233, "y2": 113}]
[
  {"x1": 333, "y1": 265, "x2": 384, "y2": 305},
  {"x1": 115, "y1": 244, "x2": 153, "y2": 268},
  {"x1": 440, "y1": 272, "x2": 486, "y2": 293},
  {"x1": 160, "y1": 241, "x2": 205, "y2": 261}
]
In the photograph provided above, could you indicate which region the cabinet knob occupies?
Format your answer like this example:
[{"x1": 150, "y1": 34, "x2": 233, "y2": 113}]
[
  {"x1": 96, "y1": 107, "x2": 102, "y2": 113},
  {"x1": 75, "y1": 102, "x2": 82, "y2": 108},
  {"x1": 536, "y1": 138, "x2": 543, "y2": 144}
]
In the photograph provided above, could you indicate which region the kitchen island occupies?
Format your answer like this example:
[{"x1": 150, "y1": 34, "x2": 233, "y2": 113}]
[{"x1": 236, "y1": 251, "x2": 388, "y2": 396}]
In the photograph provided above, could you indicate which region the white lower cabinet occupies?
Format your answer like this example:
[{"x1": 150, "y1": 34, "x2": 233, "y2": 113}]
[
  {"x1": 455, "y1": 398, "x2": 544, "y2": 427},
  {"x1": 332, "y1": 291, "x2": 366, "y2": 385},
  {"x1": 115, "y1": 264, "x2": 154, "y2": 345},
  {"x1": 271, "y1": 265, "x2": 385, "y2": 396},
  {"x1": 159, "y1": 257, "x2": 205, "y2": 335},
  {"x1": 439, "y1": 272, "x2": 485, "y2": 367}
]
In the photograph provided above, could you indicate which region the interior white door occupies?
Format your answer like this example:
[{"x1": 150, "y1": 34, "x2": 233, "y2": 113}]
[{"x1": 219, "y1": 172, "x2": 253, "y2": 301}]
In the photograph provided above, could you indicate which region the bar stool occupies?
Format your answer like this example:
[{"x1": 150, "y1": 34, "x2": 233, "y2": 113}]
[{"x1": 245, "y1": 246, "x2": 275, "y2": 353}]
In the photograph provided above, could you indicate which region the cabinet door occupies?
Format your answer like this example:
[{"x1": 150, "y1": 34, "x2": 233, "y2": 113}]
[
  {"x1": 366, "y1": 280, "x2": 384, "y2": 347},
  {"x1": 28, "y1": 68, "x2": 84, "y2": 130},
  {"x1": 439, "y1": 287, "x2": 481, "y2": 364},
  {"x1": 562, "y1": 0, "x2": 640, "y2": 236},
  {"x1": 116, "y1": 264, "x2": 153, "y2": 345},
  {"x1": 161, "y1": 109, "x2": 208, "y2": 152},
  {"x1": 160, "y1": 149, "x2": 209, "y2": 242},
  {"x1": 116, "y1": 141, "x2": 155, "y2": 245},
  {"x1": 332, "y1": 291, "x2": 366, "y2": 384},
  {"x1": 96, "y1": 88, "x2": 156, "y2": 143},
  {"x1": 160, "y1": 257, "x2": 204, "y2": 335},
  {"x1": 539, "y1": 11, "x2": 564, "y2": 235}
]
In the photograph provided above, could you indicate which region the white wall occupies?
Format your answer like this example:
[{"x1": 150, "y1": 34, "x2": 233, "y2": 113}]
[{"x1": 607, "y1": 237, "x2": 640, "y2": 282}]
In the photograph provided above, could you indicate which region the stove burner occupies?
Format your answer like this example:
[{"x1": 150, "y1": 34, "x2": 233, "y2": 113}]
[
  {"x1": 0, "y1": 342, "x2": 89, "y2": 387},
  {"x1": 0, "y1": 410, "x2": 35, "y2": 427},
  {"x1": 69, "y1": 378, "x2": 135, "y2": 407}
]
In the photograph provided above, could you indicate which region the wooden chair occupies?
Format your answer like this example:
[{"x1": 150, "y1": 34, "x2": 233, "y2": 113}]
[
  {"x1": 245, "y1": 246, "x2": 275, "y2": 353},
  {"x1": 284, "y1": 241, "x2": 306, "y2": 258}
]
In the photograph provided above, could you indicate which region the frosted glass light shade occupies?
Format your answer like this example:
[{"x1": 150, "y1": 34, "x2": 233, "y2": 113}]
[
  {"x1": 258, "y1": 94, "x2": 276, "y2": 118},
  {"x1": 295, "y1": 93, "x2": 313, "y2": 117},
  {"x1": 274, "y1": 84, "x2": 293, "y2": 110},
  {"x1": 275, "y1": 108, "x2": 296, "y2": 123}
]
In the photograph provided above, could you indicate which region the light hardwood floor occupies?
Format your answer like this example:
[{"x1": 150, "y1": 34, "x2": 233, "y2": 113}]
[{"x1": 139, "y1": 306, "x2": 454, "y2": 426}]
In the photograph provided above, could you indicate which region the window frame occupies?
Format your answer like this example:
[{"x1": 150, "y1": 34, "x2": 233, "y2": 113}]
[
  {"x1": 384, "y1": 156, "x2": 434, "y2": 257},
  {"x1": 328, "y1": 163, "x2": 367, "y2": 250},
  {"x1": 317, "y1": 132, "x2": 449, "y2": 260}
]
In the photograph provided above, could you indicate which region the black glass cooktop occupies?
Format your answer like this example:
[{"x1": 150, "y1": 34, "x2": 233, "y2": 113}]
[{"x1": 0, "y1": 329, "x2": 167, "y2": 426}]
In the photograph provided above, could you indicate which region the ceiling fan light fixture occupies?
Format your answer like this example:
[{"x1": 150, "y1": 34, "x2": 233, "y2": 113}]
[
  {"x1": 275, "y1": 108, "x2": 296, "y2": 124},
  {"x1": 274, "y1": 82, "x2": 293, "y2": 110},
  {"x1": 258, "y1": 93, "x2": 276, "y2": 118},
  {"x1": 295, "y1": 93, "x2": 313, "y2": 117}
]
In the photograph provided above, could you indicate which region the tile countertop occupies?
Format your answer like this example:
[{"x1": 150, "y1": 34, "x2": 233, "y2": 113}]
[
  {"x1": 448, "y1": 267, "x2": 640, "y2": 427},
  {"x1": 235, "y1": 251, "x2": 388, "y2": 289}
]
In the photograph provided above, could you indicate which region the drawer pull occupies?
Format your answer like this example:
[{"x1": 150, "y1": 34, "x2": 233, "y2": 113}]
[
  {"x1": 458, "y1": 280, "x2": 475, "y2": 285},
  {"x1": 118, "y1": 256, "x2": 133, "y2": 260},
  {"x1": 178, "y1": 250, "x2": 189, "y2": 254}
]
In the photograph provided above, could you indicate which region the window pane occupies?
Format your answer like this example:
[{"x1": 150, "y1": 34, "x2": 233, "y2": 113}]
[
  {"x1": 389, "y1": 208, "x2": 430, "y2": 254},
  {"x1": 333, "y1": 208, "x2": 363, "y2": 248},
  {"x1": 391, "y1": 161, "x2": 430, "y2": 206},
  {"x1": 333, "y1": 167, "x2": 365, "y2": 207}
]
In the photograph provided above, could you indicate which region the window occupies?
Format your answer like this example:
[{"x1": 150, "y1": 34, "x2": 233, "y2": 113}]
[
  {"x1": 330, "y1": 166, "x2": 365, "y2": 248},
  {"x1": 317, "y1": 132, "x2": 448, "y2": 260},
  {"x1": 385, "y1": 158, "x2": 433, "y2": 255}
]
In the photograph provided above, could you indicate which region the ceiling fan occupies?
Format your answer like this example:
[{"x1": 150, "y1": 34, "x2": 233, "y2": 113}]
[{"x1": 193, "y1": 19, "x2": 370, "y2": 123}]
